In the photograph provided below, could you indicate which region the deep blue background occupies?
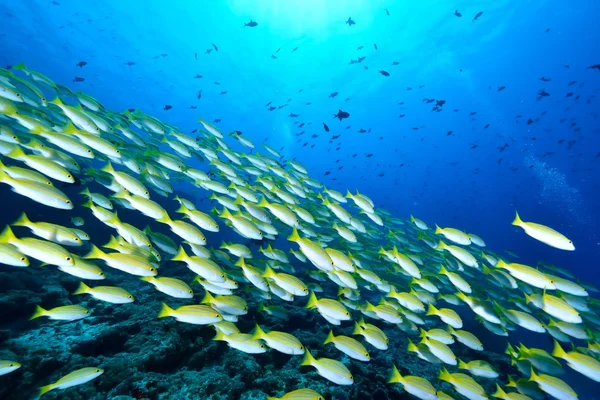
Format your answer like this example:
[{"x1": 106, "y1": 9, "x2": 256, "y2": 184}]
[{"x1": 1, "y1": 0, "x2": 600, "y2": 396}]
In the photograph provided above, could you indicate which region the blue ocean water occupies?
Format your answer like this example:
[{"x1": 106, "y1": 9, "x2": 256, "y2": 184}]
[{"x1": 1, "y1": 0, "x2": 600, "y2": 399}]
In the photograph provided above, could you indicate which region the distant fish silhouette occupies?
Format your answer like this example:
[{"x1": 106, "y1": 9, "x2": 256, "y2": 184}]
[
  {"x1": 334, "y1": 109, "x2": 350, "y2": 121},
  {"x1": 346, "y1": 17, "x2": 355, "y2": 26},
  {"x1": 329, "y1": 92, "x2": 339, "y2": 99},
  {"x1": 292, "y1": 47, "x2": 298, "y2": 52},
  {"x1": 378, "y1": 70, "x2": 390, "y2": 76},
  {"x1": 72, "y1": 77, "x2": 85, "y2": 82},
  {"x1": 498, "y1": 86, "x2": 506, "y2": 92},
  {"x1": 374, "y1": 43, "x2": 378, "y2": 50},
  {"x1": 323, "y1": 123, "x2": 330, "y2": 132},
  {"x1": 244, "y1": 20, "x2": 258, "y2": 27},
  {"x1": 586, "y1": 64, "x2": 600, "y2": 70},
  {"x1": 289, "y1": 113, "x2": 299, "y2": 118},
  {"x1": 164, "y1": 105, "x2": 172, "y2": 110},
  {"x1": 385, "y1": 8, "x2": 390, "y2": 15},
  {"x1": 472, "y1": 11, "x2": 483, "y2": 21},
  {"x1": 76, "y1": 61, "x2": 87, "y2": 68},
  {"x1": 454, "y1": 10, "x2": 462, "y2": 17},
  {"x1": 124, "y1": 61, "x2": 136, "y2": 66},
  {"x1": 212, "y1": 43, "x2": 219, "y2": 51}
]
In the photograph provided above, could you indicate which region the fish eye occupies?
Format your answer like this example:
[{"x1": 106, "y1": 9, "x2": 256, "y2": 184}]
[
  {"x1": 96, "y1": 369, "x2": 100, "y2": 372},
  {"x1": 85, "y1": 310, "x2": 90, "y2": 314},
  {"x1": 214, "y1": 314, "x2": 219, "y2": 317},
  {"x1": 20, "y1": 257, "x2": 25, "y2": 261},
  {"x1": 9, "y1": 363, "x2": 14, "y2": 367},
  {"x1": 300, "y1": 346, "x2": 304, "y2": 350},
  {"x1": 42, "y1": 98, "x2": 46, "y2": 102},
  {"x1": 87, "y1": 150, "x2": 92, "y2": 153},
  {"x1": 221, "y1": 274, "x2": 225, "y2": 278},
  {"x1": 16, "y1": 93, "x2": 20, "y2": 97},
  {"x1": 128, "y1": 295, "x2": 133, "y2": 299},
  {"x1": 188, "y1": 290, "x2": 193, "y2": 294},
  {"x1": 116, "y1": 150, "x2": 121, "y2": 154},
  {"x1": 100, "y1": 273, "x2": 105, "y2": 276},
  {"x1": 346, "y1": 312, "x2": 350, "y2": 316},
  {"x1": 75, "y1": 237, "x2": 80, "y2": 241},
  {"x1": 151, "y1": 268, "x2": 156, "y2": 272},
  {"x1": 66, "y1": 257, "x2": 72, "y2": 261},
  {"x1": 66, "y1": 200, "x2": 71, "y2": 203}
]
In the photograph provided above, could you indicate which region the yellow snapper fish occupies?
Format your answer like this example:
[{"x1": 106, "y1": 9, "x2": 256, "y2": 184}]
[
  {"x1": 300, "y1": 349, "x2": 353, "y2": 385},
  {"x1": 158, "y1": 302, "x2": 222, "y2": 325},
  {"x1": 73, "y1": 282, "x2": 134, "y2": 304},
  {"x1": 30, "y1": 304, "x2": 90, "y2": 321},
  {"x1": 0, "y1": 242, "x2": 29, "y2": 267},
  {"x1": 324, "y1": 330, "x2": 370, "y2": 361},
  {"x1": 38, "y1": 367, "x2": 104, "y2": 397},
  {"x1": 267, "y1": 388, "x2": 325, "y2": 400},
  {"x1": 438, "y1": 368, "x2": 488, "y2": 400},
  {"x1": 0, "y1": 226, "x2": 75, "y2": 267},
  {"x1": 0, "y1": 166, "x2": 73, "y2": 209},
  {"x1": 0, "y1": 360, "x2": 21, "y2": 376},
  {"x1": 552, "y1": 340, "x2": 600, "y2": 382},
  {"x1": 11, "y1": 212, "x2": 82, "y2": 246},
  {"x1": 251, "y1": 324, "x2": 304, "y2": 355},
  {"x1": 387, "y1": 364, "x2": 437, "y2": 400},
  {"x1": 213, "y1": 331, "x2": 266, "y2": 354},
  {"x1": 140, "y1": 276, "x2": 194, "y2": 298},
  {"x1": 512, "y1": 212, "x2": 574, "y2": 251},
  {"x1": 528, "y1": 367, "x2": 578, "y2": 400}
]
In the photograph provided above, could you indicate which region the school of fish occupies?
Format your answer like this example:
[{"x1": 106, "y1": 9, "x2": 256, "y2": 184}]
[{"x1": 0, "y1": 64, "x2": 599, "y2": 400}]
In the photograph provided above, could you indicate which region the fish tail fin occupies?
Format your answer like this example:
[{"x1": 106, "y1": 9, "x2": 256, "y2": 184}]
[
  {"x1": 262, "y1": 265, "x2": 275, "y2": 278},
  {"x1": 213, "y1": 329, "x2": 226, "y2": 341},
  {"x1": 387, "y1": 364, "x2": 402, "y2": 384},
  {"x1": 100, "y1": 161, "x2": 114, "y2": 174},
  {"x1": 351, "y1": 321, "x2": 363, "y2": 335},
  {"x1": 171, "y1": 246, "x2": 188, "y2": 262},
  {"x1": 323, "y1": 330, "x2": 335, "y2": 345},
  {"x1": 0, "y1": 225, "x2": 17, "y2": 244},
  {"x1": 512, "y1": 211, "x2": 523, "y2": 226},
  {"x1": 12, "y1": 62, "x2": 26, "y2": 70},
  {"x1": 200, "y1": 290, "x2": 215, "y2": 305},
  {"x1": 30, "y1": 305, "x2": 47, "y2": 320},
  {"x1": 425, "y1": 303, "x2": 438, "y2": 316},
  {"x1": 257, "y1": 303, "x2": 264, "y2": 313},
  {"x1": 38, "y1": 383, "x2": 55, "y2": 397},
  {"x1": 112, "y1": 189, "x2": 128, "y2": 200},
  {"x1": 257, "y1": 197, "x2": 270, "y2": 208},
  {"x1": 79, "y1": 187, "x2": 91, "y2": 197},
  {"x1": 287, "y1": 226, "x2": 301, "y2": 243},
  {"x1": 438, "y1": 367, "x2": 452, "y2": 382},
  {"x1": 304, "y1": 291, "x2": 318, "y2": 309},
  {"x1": 83, "y1": 244, "x2": 105, "y2": 260},
  {"x1": 457, "y1": 358, "x2": 468, "y2": 369},
  {"x1": 300, "y1": 349, "x2": 315, "y2": 367},
  {"x1": 49, "y1": 96, "x2": 64, "y2": 107},
  {"x1": 12, "y1": 211, "x2": 31, "y2": 227},
  {"x1": 492, "y1": 384, "x2": 508, "y2": 399},
  {"x1": 6, "y1": 146, "x2": 26, "y2": 160},
  {"x1": 139, "y1": 276, "x2": 153, "y2": 283},
  {"x1": 406, "y1": 338, "x2": 418, "y2": 352},
  {"x1": 438, "y1": 264, "x2": 448, "y2": 274},
  {"x1": 551, "y1": 340, "x2": 567, "y2": 358},
  {"x1": 157, "y1": 302, "x2": 173, "y2": 318},
  {"x1": 175, "y1": 204, "x2": 188, "y2": 214},
  {"x1": 250, "y1": 323, "x2": 266, "y2": 340},
  {"x1": 434, "y1": 224, "x2": 442, "y2": 234},
  {"x1": 436, "y1": 240, "x2": 446, "y2": 250},
  {"x1": 73, "y1": 282, "x2": 91, "y2": 295}
]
